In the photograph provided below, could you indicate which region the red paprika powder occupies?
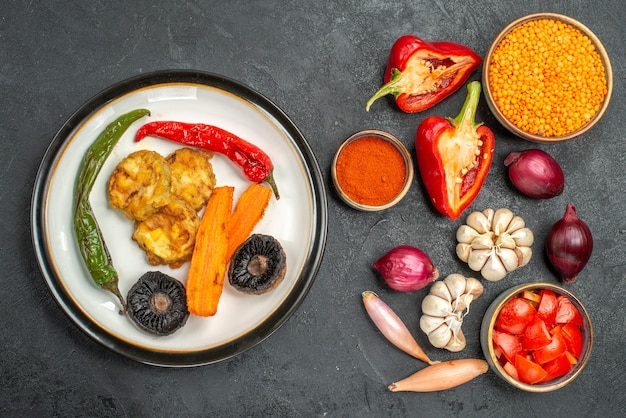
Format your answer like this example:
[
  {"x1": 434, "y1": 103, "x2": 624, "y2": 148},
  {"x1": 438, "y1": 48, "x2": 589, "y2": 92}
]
[{"x1": 334, "y1": 134, "x2": 408, "y2": 207}]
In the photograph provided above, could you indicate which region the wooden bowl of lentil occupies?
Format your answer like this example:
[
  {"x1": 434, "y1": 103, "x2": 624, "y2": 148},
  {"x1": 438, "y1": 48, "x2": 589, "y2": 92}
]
[
  {"x1": 483, "y1": 13, "x2": 612, "y2": 142},
  {"x1": 331, "y1": 130, "x2": 414, "y2": 211}
]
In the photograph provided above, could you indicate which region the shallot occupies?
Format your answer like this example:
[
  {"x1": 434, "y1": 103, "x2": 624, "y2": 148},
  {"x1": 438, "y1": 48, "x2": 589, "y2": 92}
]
[
  {"x1": 504, "y1": 149, "x2": 564, "y2": 199},
  {"x1": 372, "y1": 245, "x2": 439, "y2": 292},
  {"x1": 362, "y1": 291, "x2": 436, "y2": 364},
  {"x1": 388, "y1": 359, "x2": 488, "y2": 392},
  {"x1": 546, "y1": 204, "x2": 593, "y2": 283}
]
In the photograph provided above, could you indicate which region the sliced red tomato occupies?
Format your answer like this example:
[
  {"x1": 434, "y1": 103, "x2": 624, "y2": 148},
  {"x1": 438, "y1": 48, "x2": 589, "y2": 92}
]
[
  {"x1": 536, "y1": 289, "x2": 558, "y2": 326},
  {"x1": 533, "y1": 332, "x2": 567, "y2": 364},
  {"x1": 493, "y1": 330, "x2": 524, "y2": 364},
  {"x1": 539, "y1": 353, "x2": 572, "y2": 383},
  {"x1": 522, "y1": 290, "x2": 541, "y2": 305},
  {"x1": 555, "y1": 296, "x2": 584, "y2": 326},
  {"x1": 494, "y1": 290, "x2": 587, "y2": 386},
  {"x1": 515, "y1": 354, "x2": 548, "y2": 384},
  {"x1": 522, "y1": 316, "x2": 552, "y2": 350},
  {"x1": 564, "y1": 351, "x2": 578, "y2": 365},
  {"x1": 496, "y1": 297, "x2": 537, "y2": 335},
  {"x1": 503, "y1": 361, "x2": 519, "y2": 381},
  {"x1": 559, "y1": 322, "x2": 584, "y2": 358}
]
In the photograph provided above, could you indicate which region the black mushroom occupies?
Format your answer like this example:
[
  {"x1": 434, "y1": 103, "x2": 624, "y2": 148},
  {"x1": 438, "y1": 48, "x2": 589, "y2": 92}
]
[
  {"x1": 127, "y1": 271, "x2": 190, "y2": 336},
  {"x1": 229, "y1": 234, "x2": 287, "y2": 294}
]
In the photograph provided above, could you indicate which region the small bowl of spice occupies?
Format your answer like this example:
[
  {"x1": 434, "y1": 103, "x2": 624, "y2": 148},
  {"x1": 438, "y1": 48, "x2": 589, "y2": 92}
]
[
  {"x1": 483, "y1": 13, "x2": 612, "y2": 142},
  {"x1": 332, "y1": 130, "x2": 414, "y2": 211},
  {"x1": 481, "y1": 282, "x2": 593, "y2": 392}
]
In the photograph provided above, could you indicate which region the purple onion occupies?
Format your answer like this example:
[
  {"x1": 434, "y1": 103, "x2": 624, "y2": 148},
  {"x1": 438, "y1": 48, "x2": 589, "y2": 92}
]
[
  {"x1": 372, "y1": 245, "x2": 439, "y2": 292},
  {"x1": 546, "y1": 204, "x2": 593, "y2": 283},
  {"x1": 504, "y1": 149, "x2": 564, "y2": 199}
]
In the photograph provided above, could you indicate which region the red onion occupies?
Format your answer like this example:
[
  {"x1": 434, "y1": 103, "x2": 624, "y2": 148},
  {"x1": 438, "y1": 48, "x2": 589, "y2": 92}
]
[
  {"x1": 546, "y1": 204, "x2": 593, "y2": 283},
  {"x1": 504, "y1": 149, "x2": 564, "y2": 199},
  {"x1": 372, "y1": 245, "x2": 439, "y2": 292}
]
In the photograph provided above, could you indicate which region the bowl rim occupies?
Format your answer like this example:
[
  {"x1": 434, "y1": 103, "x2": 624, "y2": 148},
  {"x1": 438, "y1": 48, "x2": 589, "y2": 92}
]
[
  {"x1": 483, "y1": 12, "x2": 613, "y2": 143},
  {"x1": 480, "y1": 282, "x2": 594, "y2": 392},
  {"x1": 331, "y1": 129, "x2": 414, "y2": 211}
]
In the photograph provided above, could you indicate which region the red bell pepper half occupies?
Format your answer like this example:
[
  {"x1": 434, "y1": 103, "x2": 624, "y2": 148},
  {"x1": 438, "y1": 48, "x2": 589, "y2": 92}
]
[
  {"x1": 415, "y1": 81, "x2": 495, "y2": 220},
  {"x1": 366, "y1": 35, "x2": 482, "y2": 113}
]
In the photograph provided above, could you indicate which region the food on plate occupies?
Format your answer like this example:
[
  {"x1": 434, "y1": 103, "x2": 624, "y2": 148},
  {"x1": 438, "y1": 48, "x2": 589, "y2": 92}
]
[
  {"x1": 108, "y1": 149, "x2": 172, "y2": 221},
  {"x1": 419, "y1": 274, "x2": 483, "y2": 352},
  {"x1": 186, "y1": 186, "x2": 233, "y2": 317},
  {"x1": 456, "y1": 208, "x2": 534, "y2": 281},
  {"x1": 487, "y1": 18, "x2": 608, "y2": 138},
  {"x1": 388, "y1": 359, "x2": 488, "y2": 392},
  {"x1": 136, "y1": 121, "x2": 279, "y2": 199},
  {"x1": 362, "y1": 290, "x2": 436, "y2": 364},
  {"x1": 225, "y1": 183, "x2": 273, "y2": 261},
  {"x1": 546, "y1": 204, "x2": 593, "y2": 283},
  {"x1": 126, "y1": 271, "x2": 190, "y2": 336},
  {"x1": 185, "y1": 184, "x2": 273, "y2": 315},
  {"x1": 415, "y1": 81, "x2": 494, "y2": 220},
  {"x1": 372, "y1": 245, "x2": 439, "y2": 292},
  {"x1": 166, "y1": 147, "x2": 217, "y2": 211},
  {"x1": 492, "y1": 289, "x2": 585, "y2": 384},
  {"x1": 132, "y1": 199, "x2": 200, "y2": 268},
  {"x1": 108, "y1": 147, "x2": 217, "y2": 267},
  {"x1": 504, "y1": 149, "x2": 564, "y2": 199},
  {"x1": 229, "y1": 234, "x2": 286, "y2": 294},
  {"x1": 366, "y1": 34, "x2": 481, "y2": 113},
  {"x1": 73, "y1": 108, "x2": 150, "y2": 314}
]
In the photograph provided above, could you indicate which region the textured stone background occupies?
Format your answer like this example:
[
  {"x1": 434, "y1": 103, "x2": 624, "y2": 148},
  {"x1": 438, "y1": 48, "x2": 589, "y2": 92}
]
[{"x1": 2, "y1": 0, "x2": 624, "y2": 416}]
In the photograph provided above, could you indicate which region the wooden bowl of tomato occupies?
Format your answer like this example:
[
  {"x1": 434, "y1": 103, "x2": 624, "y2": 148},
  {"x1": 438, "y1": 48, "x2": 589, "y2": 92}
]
[{"x1": 480, "y1": 283, "x2": 593, "y2": 392}]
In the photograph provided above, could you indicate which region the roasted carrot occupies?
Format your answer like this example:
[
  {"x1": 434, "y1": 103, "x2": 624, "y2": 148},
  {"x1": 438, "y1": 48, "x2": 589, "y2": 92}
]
[
  {"x1": 226, "y1": 183, "x2": 272, "y2": 260},
  {"x1": 186, "y1": 186, "x2": 234, "y2": 316}
]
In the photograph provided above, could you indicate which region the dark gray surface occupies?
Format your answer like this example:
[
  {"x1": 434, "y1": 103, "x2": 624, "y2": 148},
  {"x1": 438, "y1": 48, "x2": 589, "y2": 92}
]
[{"x1": 2, "y1": 0, "x2": 624, "y2": 416}]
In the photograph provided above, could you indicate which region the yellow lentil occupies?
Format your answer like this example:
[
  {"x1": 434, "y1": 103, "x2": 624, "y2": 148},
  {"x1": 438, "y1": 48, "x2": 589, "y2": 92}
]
[{"x1": 488, "y1": 19, "x2": 608, "y2": 137}]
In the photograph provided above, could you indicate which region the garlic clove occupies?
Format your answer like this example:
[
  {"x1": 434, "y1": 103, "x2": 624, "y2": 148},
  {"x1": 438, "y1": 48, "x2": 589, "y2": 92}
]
[
  {"x1": 454, "y1": 296, "x2": 470, "y2": 313},
  {"x1": 419, "y1": 314, "x2": 444, "y2": 335},
  {"x1": 466, "y1": 210, "x2": 492, "y2": 234},
  {"x1": 481, "y1": 252, "x2": 507, "y2": 281},
  {"x1": 492, "y1": 208, "x2": 514, "y2": 236},
  {"x1": 428, "y1": 323, "x2": 453, "y2": 348},
  {"x1": 467, "y1": 248, "x2": 491, "y2": 272},
  {"x1": 470, "y1": 233, "x2": 495, "y2": 250},
  {"x1": 456, "y1": 243, "x2": 472, "y2": 263},
  {"x1": 456, "y1": 225, "x2": 481, "y2": 243},
  {"x1": 421, "y1": 294, "x2": 453, "y2": 317},
  {"x1": 444, "y1": 328, "x2": 467, "y2": 352},
  {"x1": 510, "y1": 227, "x2": 534, "y2": 247},
  {"x1": 428, "y1": 281, "x2": 452, "y2": 303},
  {"x1": 444, "y1": 274, "x2": 468, "y2": 300},
  {"x1": 505, "y1": 215, "x2": 526, "y2": 234},
  {"x1": 464, "y1": 277, "x2": 484, "y2": 299},
  {"x1": 515, "y1": 246, "x2": 533, "y2": 267},
  {"x1": 483, "y1": 208, "x2": 495, "y2": 226},
  {"x1": 495, "y1": 233, "x2": 517, "y2": 249},
  {"x1": 497, "y1": 247, "x2": 521, "y2": 272}
]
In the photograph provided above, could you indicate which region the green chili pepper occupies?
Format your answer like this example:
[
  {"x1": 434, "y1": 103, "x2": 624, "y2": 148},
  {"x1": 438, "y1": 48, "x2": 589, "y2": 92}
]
[{"x1": 73, "y1": 108, "x2": 150, "y2": 314}]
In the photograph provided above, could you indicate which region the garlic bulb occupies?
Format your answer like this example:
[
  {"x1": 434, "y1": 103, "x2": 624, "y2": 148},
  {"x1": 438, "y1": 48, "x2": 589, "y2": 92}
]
[
  {"x1": 419, "y1": 274, "x2": 483, "y2": 352},
  {"x1": 456, "y1": 208, "x2": 534, "y2": 281}
]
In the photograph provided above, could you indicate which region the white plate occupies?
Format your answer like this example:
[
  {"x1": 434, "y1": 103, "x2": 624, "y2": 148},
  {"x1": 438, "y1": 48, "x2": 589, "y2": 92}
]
[{"x1": 31, "y1": 71, "x2": 327, "y2": 366}]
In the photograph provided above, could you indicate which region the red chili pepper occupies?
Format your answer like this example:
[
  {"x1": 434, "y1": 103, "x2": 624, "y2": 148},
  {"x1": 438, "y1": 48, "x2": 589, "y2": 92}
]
[
  {"x1": 366, "y1": 35, "x2": 482, "y2": 113},
  {"x1": 135, "y1": 121, "x2": 279, "y2": 199},
  {"x1": 415, "y1": 81, "x2": 494, "y2": 220}
]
